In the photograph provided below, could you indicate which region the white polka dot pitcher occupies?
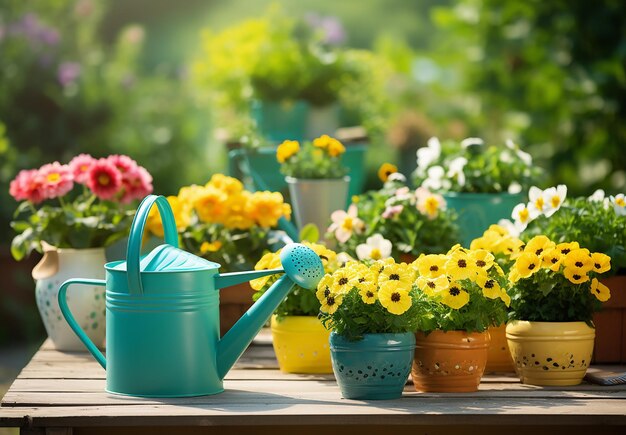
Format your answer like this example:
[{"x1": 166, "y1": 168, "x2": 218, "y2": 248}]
[{"x1": 32, "y1": 243, "x2": 106, "y2": 351}]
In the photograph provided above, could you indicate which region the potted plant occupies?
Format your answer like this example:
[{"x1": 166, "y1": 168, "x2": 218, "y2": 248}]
[
  {"x1": 412, "y1": 137, "x2": 540, "y2": 246},
  {"x1": 517, "y1": 186, "x2": 626, "y2": 362},
  {"x1": 328, "y1": 164, "x2": 459, "y2": 262},
  {"x1": 317, "y1": 258, "x2": 427, "y2": 399},
  {"x1": 144, "y1": 174, "x2": 292, "y2": 335},
  {"x1": 277, "y1": 135, "x2": 350, "y2": 233},
  {"x1": 9, "y1": 154, "x2": 152, "y2": 350},
  {"x1": 250, "y1": 242, "x2": 341, "y2": 374},
  {"x1": 411, "y1": 245, "x2": 511, "y2": 392}
]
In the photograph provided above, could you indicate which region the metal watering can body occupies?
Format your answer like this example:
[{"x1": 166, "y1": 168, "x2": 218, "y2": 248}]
[{"x1": 58, "y1": 195, "x2": 324, "y2": 397}]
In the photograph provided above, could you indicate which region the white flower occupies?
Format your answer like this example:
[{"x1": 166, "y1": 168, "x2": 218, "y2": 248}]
[
  {"x1": 528, "y1": 186, "x2": 548, "y2": 215},
  {"x1": 422, "y1": 165, "x2": 446, "y2": 191},
  {"x1": 388, "y1": 172, "x2": 407, "y2": 183},
  {"x1": 382, "y1": 204, "x2": 404, "y2": 219},
  {"x1": 588, "y1": 189, "x2": 605, "y2": 202},
  {"x1": 508, "y1": 181, "x2": 522, "y2": 194},
  {"x1": 542, "y1": 184, "x2": 567, "y2": 217},
  {"x1": 512, "y1": 202, "x2": 539, "y2": 232},
  {"x1": 447, "y1": 157, "x2": 468, "y2": 187},
  {"x1": 415, "y1": 187, "x2": 446, "y2": 219},
  {"x1": 328, "y1": 205, "x2": 365, "y2": 244},
  {"x1": 497, "y1": 218, "x2": 520, "y2": 238},
  {"x1": 500, "y1": 150, "x2": 514, "y2": 163},
  {"x1": 506, "y1": 139, "x2": 532, "y2": 166},
  {"x1": 416, "y1": 137, "x2": 441, "y2": 169},
  {"x1": 356, "y1": 234, "x2": 393, "y2": 261},
  {"x1": 461, "y1": 137, "x2": 484, "y2": 148},
  {"x1": 610, "y1": 193, "x2": 626, "y2": 216}
]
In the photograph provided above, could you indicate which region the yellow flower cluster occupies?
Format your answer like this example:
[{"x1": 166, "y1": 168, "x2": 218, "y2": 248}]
[
  {"x1": 316, "y1": 258, "x2": 415, "y2": 316},
  {"x1": 146, "y1": 174, "x2": 291, "y2": 236},
  {"x1": 470, "y1": 224, "x2": 525, "y2": 258},
  {"x1": 276, "y1": 135, "x2": 346, "y2": 164},
  {"x1": 276, "y1": 140, "x2": 300, "y2": 163},
  {"x1": 413, "y1": 245, "x2": 510, "y2": 310},
  {"x1": 313, "y1": 134, "x2": 346, "y2": 157},
  {"x1": 508, "y1": 235, "x2": 612, "y2": 301},
  {"x1": 250, "y1": 242, "x2": 339, "y2": 291}
]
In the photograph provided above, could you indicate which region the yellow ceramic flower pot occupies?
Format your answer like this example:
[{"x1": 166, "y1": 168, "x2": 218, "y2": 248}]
[
  {"x1": 485, "y1": 324, "x2": 515, "y2": 372},
  {"x1": 506, "y1": 321, "x2": 595, "y2": 386},
  {"x1": 270, "y1": 315, "x2": 333, "y2": 374}
]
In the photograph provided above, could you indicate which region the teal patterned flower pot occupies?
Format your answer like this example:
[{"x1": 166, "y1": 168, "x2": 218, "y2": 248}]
[
  {"x1": 330, "y1": 332, "x2": 415, "y2": 400},
  {"x1": 443, "y1": 192, "x2": 525, "y2": 247}
]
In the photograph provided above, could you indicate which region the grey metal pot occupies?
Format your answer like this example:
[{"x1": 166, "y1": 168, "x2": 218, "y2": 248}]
[{"x1": 286, "y1": 176, "x2": 350, "y2": 233}]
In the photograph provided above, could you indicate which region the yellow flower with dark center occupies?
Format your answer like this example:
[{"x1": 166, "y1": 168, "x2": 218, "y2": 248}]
[
  {"x1": 488, "y1": 224, "x2": 508, "y2": 237},
  {"x1": 378, "y1": 280, "x2": 412, "y2": 315},
  {"x1": 445, "y1": 250, "x2": 478, "y2": 280},
  {"x1": 469, "y1": 249, "x2": 495, "y2": 271},
  {"x1": 320, "y1": 292, "x2": 344, "y2": 314},
  {"x1": 447, "y1": 244, "x2": 467, "y2": 255},
  {"x1": 276, "y1": 140, "x2": 300, "y2": 163},
  {"x1": 304, "y1": 242, "x2": 338, "y2": 272},
  {"x1": 414, "y1": 254, "x2": 447, "y2": 278},
  {"x1": 250, "y1": 252, "x2": 282, "y2": 290},
  {"x1": 331, "y1": 268, "x2": 355, "y2": 294},
  {"x1": 564, "y1": 267, "x2": 590, "y2": 284},
  {"x1": 316, "y1": 274, "x2": 334, "y2": 303},
  {"x1": 440, "y1": 282, "x2": 470, "y2": 309},
  {"x1": 509, "y1": 267, "x2": 521, "y2": 283},
  {"x1": 563, "y1": 248, "x2": 593, "y2": 274},
  {"x1": 358, "y1": 281, "x2": 378, "y2": 304},
  {"x1": 378, "y1": 163, "x2": 398, "y2": 182},
  {"x1": 556, "y1": 241, "x2": 580, "y2": 257},
  {"x1": 591, "y1": 252, "x2": 611, "y2": 274},
  {"x1": 369, "y1": 258, "x2": 395, "y2": 280},
  {"x1": 504, "y1": 237, "x2": 525, "y2": 259},
  {"x1": 590, "y1": 278, "x2": 610, "y2": 302},
  {"x1": 378, "y1": 263, "x2": 415, "y2": 288},
  {"x1": 200, "y1": 240, "x2": 222, "y2": 254},
  {"x1": 416, "y1": 275, "x2": 449, "y2": 297},
  {"x1": 327, "y1": 138, "x2": 346, "y2": 157},
  {"x1": 541, "y1": 247, "x2": 563, "y2": 272},
  {"x1": 523, "y1": 235, "x2": 555, "y2": 258},
  {"x1": 476, "y1": 274, "x2": 501, "y2": 299},
  {"x1": 512, "y1": 252, "x2": 542, "y2": 279}
]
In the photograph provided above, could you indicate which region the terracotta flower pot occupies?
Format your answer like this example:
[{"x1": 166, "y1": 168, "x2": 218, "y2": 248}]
[
  {"x1": 506, "y1": 320, "x2": 595, "y2": 386},
  {"x1": 593, "y1": 275, "x2": 626, "y2": 363},
  {"x1": 485, "y1": 324, "x2": 515, "y2": 372},
  {"x1": 271, "y1": 315, "x2": 333, "y2": 374},
  {"x1": 219, "y1": 282, "x2": 255, "y2": 337},
  {"x1": 412, "y1": 330, "x2": 490, "y2": 392}
]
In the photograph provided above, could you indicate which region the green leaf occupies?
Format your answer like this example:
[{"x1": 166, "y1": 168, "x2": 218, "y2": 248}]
[{"x1": 299, "y1": 223, "x2": 320, "y2": 243}]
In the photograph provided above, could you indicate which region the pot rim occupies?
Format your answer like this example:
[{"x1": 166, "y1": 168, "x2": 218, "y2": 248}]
[
  {"x1": 441, "y1": 191, "x2": 525, "y2": 199},
  {"x1": 285, "y1": 175, "x2": 351, "y2": 183}
]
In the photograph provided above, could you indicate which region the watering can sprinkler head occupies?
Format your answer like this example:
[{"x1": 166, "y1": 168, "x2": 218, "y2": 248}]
[{"x1": 279, "y1": 243, "x2": 325, "y2": 290}]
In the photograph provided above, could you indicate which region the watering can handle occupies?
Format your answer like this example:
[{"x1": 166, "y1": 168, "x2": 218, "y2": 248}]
[
  {"x1": 127, "y1": 195, "x2": 179, "y2": 296},
  {"x1": 58, "y1": 278, "x2": 107, "y2": 369}
]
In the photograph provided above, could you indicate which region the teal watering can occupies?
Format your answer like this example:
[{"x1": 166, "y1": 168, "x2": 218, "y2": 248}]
[{"x1": 58, "y1": 195, "x2": 324, "y2": 397}]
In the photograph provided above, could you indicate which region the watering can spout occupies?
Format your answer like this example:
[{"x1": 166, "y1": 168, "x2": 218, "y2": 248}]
[{"x1": 216, "y1": 243, "x2": 325, "y2": 379}]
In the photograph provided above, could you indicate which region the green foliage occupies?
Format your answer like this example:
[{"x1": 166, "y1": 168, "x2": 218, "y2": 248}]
[
  {"x1": 523, "y1": 196, "x2": 626, "y2": 272},
  {"x1": 299, "y1": 223, "x2": 320, "y2": 244}
]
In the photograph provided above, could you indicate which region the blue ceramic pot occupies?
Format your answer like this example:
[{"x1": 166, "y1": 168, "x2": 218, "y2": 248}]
[
  {"x1": 329, "y1": 332, "x2": 415, "y2": 400},
  {"x1": 443, "y1": 192, "x2": 525, "y2": 247}
]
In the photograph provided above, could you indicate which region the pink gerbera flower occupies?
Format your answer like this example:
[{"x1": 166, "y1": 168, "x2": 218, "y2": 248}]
[
  {"x1": 38, "y1": 162, "x2": 74, "y2": 199},
  {"x1": 9, "y1": 169, "x2": 46, "y2": 204},
  {"x1": 107, "y1": 154, "x2": 138, "y2": 176},
  {"x1": 120, "y1": 165, "x2": 153, "y2": 203},
  {"x1": 87, "y1": 158, "x2": 122, "y2": 200},
  {"x1": 68, "y1": 153, "x2": 96, "y2": 184}
]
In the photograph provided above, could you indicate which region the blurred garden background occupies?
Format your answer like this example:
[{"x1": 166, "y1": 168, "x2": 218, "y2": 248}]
[{"x1": 1, "y1": 0, "x2": 625, "y2": 349}]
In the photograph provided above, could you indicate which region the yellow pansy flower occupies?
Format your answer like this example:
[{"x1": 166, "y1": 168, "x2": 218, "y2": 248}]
[
  {"x1": 590, "y1": 278, "x2": 610, "y2": 302},
  {"x1": 556, "y1": 241, "x2": 580, "y2": 256},
  {"x1": 591, "y1": 252, "x2": 611, "y2": 274},
  {"x1": 523, "y1": 235, "x2": 555, "y2": 258},
  {"x1": 445, "y1": 249, "x2": 478, "y2": 281},
  {"x1": 250, "y1": 252, "x2": 282, "y2": 290},
  {"x1": 512, "y1": 252, "x2": 542, "y2": 279},
  {"x1": 476, "y1": 274, "x2": 501, "y2": 299},
  {"x1": 541, "y1": 247, "x2": 563, "y2": 272},
  {"x1": 502, "y1": 236, "x2": 525, "y2": 259},
  {"x1": 499, "y1": 290, "x2": 511, "y2": 307},
  {"x1": 378, "y1": 163, "x2": 398, "y2": 182},
  {"x1": 416, "y1": 275, "x2": 449, "y2": 297},
  {"x1": 331, "y1": 268, "x2": 355, "y2": 294},
  {"x1": 304, "y1": 242, "x2": 338, "y2": 272},
  {"x1": 487, "y1": 224, "x2": 509, "y2": 237},
  {"x1": 447, "y1": 244, "x2": 467, "y2": 255},
  {"x1": 316, "y1": 274, "x2": 334, "y2": 303},
  {"x1": 378, "y1": 280, "x2": 412, "y2": 315},
  {"x1": 509, "y1": 267, "x2": 522, "y2": 283},
  {"x1": 320, "y1": 293, "x2": 344, "y2": 314},
  {"x1": 440, "y1": 282, "x2": 470, "y2": 309},
  {"x1": 276, "y1": 140, "x2": 300, "y2": 163},
  {"x1": 469, "y1": 249, "x2": 495, "y2": 272},
  {"x1": 563, "y1": 248, "x2": 594, "y2": 274},
  {"x1": 358, "y1": 282, "x2": 378, "y2": 304},
  {"x1": 564, "y1": 267, "x2": 590, "y2": 284},
  {"x1": 378, "y1": 263, "x2": 415, "y2": 288},
  {"x1": 414, "y1": 254, "x2": 447, "y2": 278}
]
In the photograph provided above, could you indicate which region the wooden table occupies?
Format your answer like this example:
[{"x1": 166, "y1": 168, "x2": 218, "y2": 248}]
[{"x1": 1, "y1": 334, "x2": 626, "y2": 435}]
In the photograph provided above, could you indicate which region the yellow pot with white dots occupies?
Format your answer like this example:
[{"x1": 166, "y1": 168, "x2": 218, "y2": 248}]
[
  {"x1": 270, "y1": 315, "x2": 333, "y2": 374},
  {"x1": 506, "y1": 320, "x2": 595, "y2": 386}
]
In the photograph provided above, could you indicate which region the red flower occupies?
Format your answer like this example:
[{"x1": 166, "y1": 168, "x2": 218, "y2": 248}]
[
  {"x1": 9, "y1": 169, "x2": 46, "y2": 204},
  {"x1": 68, "y1": 153, "x2": 96, "y2": 184},
  {"x1": 107, "y1": 154, "x2": 138, "y2": 175},
  {"x1": 38, "y1": 162, "x2": 74, "y2": 199},
  {"x1": 87, "y1": 159, "x2": 122, "y2": 200},
  {"x1": 120, "y1": 165, "x2": 153, "y2": 203}
]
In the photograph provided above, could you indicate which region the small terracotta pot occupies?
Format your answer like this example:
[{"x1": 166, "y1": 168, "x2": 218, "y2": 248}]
[
  {"x1": 485, "y1": 324, "x2": 515, "y2": 372},
  {"x1": 219, "y1": 282, "x2": 255, "y2": 336},
  {"x1": 412, "y1": 330, "x2": 490, "y2": 392},
  {"x1": 506, "y1": 320, "x2": 595, "y2": 386}
]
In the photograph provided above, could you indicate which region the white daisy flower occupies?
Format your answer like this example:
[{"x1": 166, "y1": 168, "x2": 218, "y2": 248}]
[{"x1": 356, "y1": 234, "x2": 393, "y2": 261}]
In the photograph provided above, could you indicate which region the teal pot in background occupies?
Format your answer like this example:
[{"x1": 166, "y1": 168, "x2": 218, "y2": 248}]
[
  {"x1": 330, "y1": 332, "x2": 415, "y2": 400},
  {"x1": 443, "y1": 192, "x2": 525, "y2": 247},
  {"x1": 305, "y1": 103, "x2": 340, "y2": 140},
  {"x1": 251, "y1": 99, "x2": 309, "y2": 143},
  {"x1": 286, "y1": 176, "x2": 350, "y2": 234}
]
